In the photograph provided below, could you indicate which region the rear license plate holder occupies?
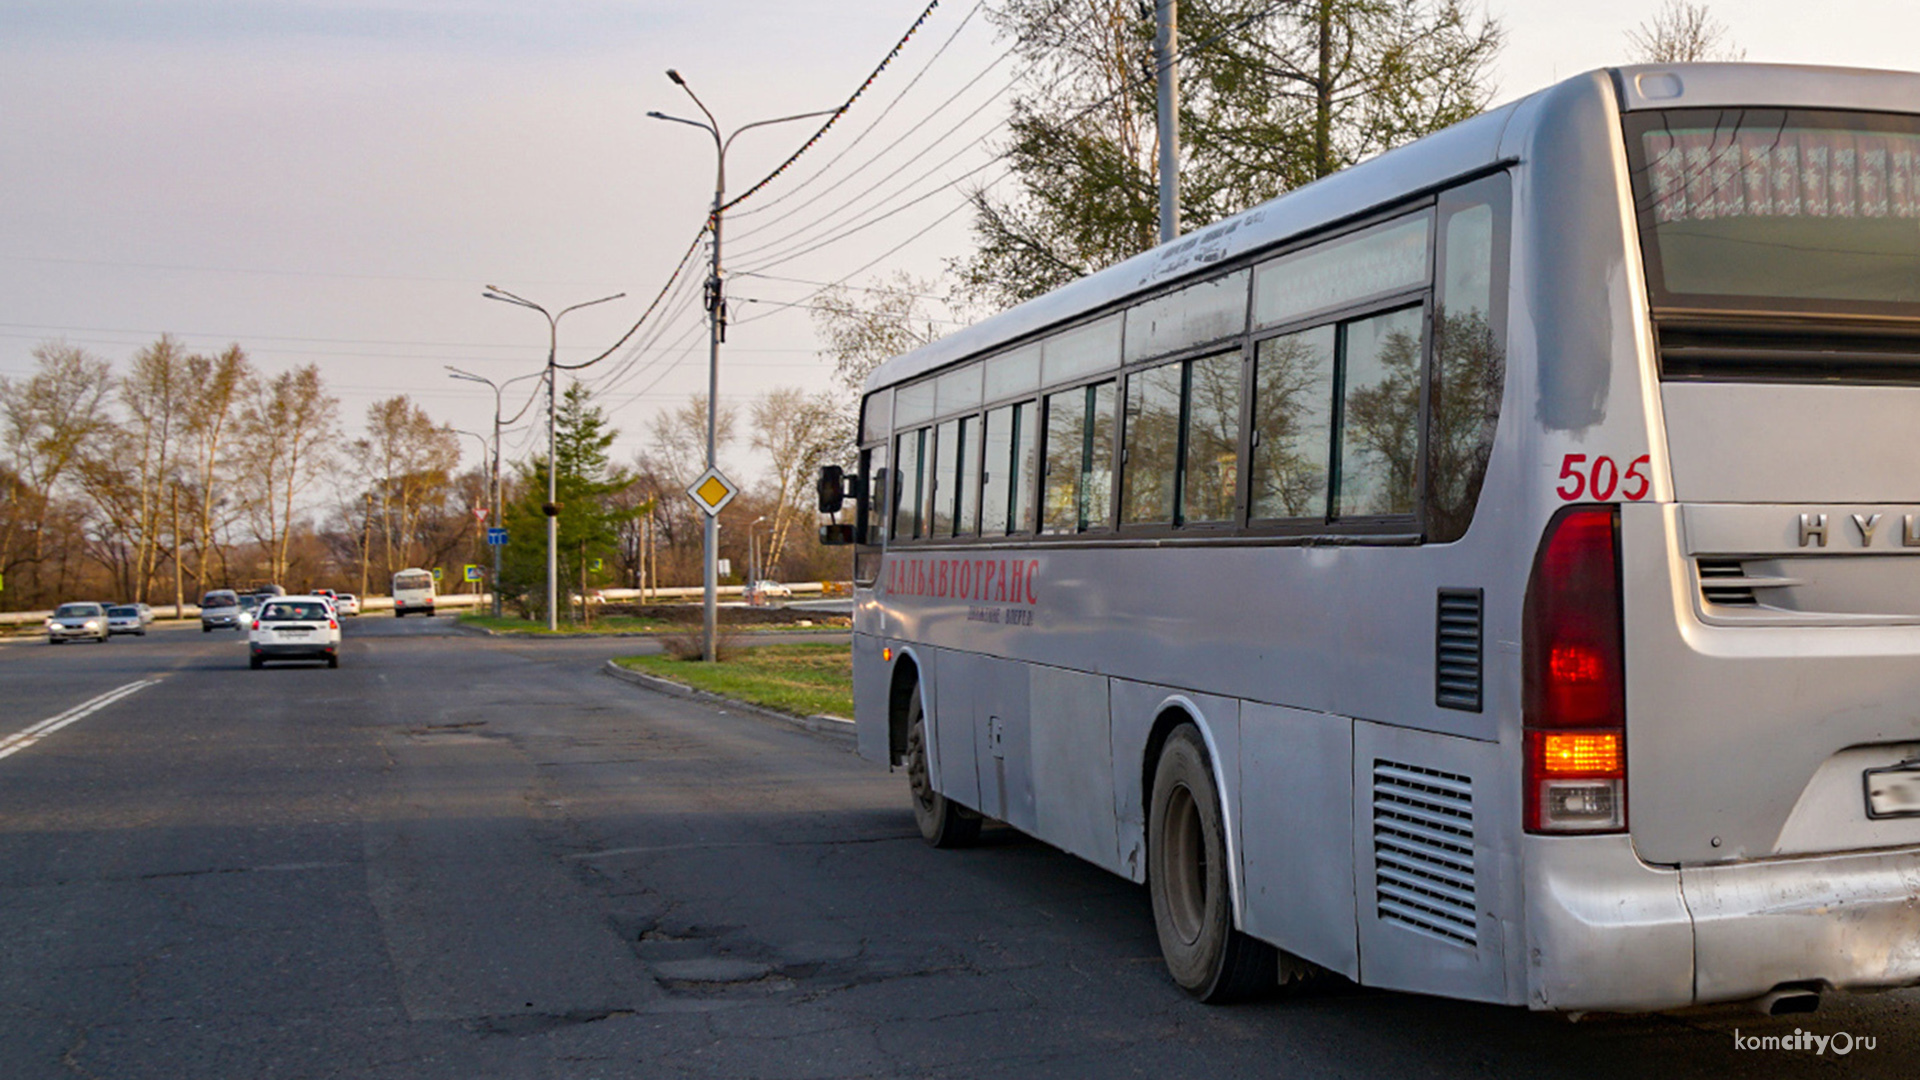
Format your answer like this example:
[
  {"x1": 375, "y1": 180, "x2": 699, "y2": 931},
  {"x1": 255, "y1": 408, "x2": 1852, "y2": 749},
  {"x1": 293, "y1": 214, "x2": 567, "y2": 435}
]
[{"x1": 1864, "y1": 764, "x2": 1920, "y2": 819}]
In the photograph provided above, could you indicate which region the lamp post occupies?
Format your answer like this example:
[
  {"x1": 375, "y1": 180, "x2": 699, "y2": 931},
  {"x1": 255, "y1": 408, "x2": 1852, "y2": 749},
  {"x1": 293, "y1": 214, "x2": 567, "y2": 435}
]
[
  {"x1": 747, "y1": 514, "x2": 766, "y2": 602},
  {"x1": 648, "y1": 70, "x2": 838, "y2": 661},
  {"x1": 447, "y1": 366, "x2": 544, "y2": 618},
  {"x1": 453, "y1": 428, "x2": 492, "y2": 598},
  {"x1": 481, "y1": 288, "x2": 625, "y2": 631}
]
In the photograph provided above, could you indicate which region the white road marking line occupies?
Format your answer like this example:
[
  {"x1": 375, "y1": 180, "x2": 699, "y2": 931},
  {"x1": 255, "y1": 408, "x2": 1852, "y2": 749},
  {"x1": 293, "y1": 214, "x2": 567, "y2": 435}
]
[{"x1": 0, "y1": 679, "x2": 162, "y2": 761}]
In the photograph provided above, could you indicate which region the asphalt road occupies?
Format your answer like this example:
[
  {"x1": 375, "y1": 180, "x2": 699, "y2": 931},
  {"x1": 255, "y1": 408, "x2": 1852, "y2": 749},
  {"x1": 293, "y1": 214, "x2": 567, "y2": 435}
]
[{"x1": 2, "y1": 615, "x2": 1916, "y2": 1079}]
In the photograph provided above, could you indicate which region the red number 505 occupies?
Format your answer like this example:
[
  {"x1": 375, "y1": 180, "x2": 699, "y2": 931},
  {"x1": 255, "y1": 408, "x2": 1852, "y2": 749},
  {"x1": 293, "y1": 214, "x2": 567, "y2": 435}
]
[{"x1": 1557, "y1": 453, "x2": 1651, "y2": 501}]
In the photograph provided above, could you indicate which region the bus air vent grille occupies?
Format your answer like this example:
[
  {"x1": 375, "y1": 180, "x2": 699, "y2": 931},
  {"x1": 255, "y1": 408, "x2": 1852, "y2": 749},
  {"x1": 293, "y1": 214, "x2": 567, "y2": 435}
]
[
  {"x1": 1435, "y1": 589, "x2": 1484, "y2": 712},
  {"x1": 1697, "y1": 558, "x2": 1758, "y2": 606},
  {"x1": 1372, "y1": 760, "x2": 1477, "y2": 948}
]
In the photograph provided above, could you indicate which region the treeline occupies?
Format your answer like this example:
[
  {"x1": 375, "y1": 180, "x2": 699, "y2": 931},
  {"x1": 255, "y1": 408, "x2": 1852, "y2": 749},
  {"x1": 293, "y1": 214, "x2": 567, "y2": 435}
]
[{"x1": 0, "y1": 337, "x2": 849, "y2": 615}]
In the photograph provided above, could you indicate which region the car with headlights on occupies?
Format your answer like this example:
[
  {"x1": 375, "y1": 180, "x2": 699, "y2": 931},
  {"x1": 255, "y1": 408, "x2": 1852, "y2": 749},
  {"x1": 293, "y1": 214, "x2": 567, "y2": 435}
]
[
  {"x1": 46, "y1": 603, "x2": 110, "y2": 644},
  {"x1": 248, "y1": 595, "x2": 341, "y2": 669},
  {"x1": 107, "y1": 605, "x2": 147, "y2": 636},
  {"x1": 200, "y1": 590, "x2": 242, "y2": 632}
]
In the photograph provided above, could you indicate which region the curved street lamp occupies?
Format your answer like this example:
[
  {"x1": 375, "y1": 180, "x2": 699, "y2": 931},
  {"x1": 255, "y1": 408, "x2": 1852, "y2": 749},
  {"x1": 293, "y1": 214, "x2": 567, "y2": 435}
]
[
  {"x1": 648, "y1": 70, "x2": 839, "y2": 660},
  {"x1": 480, "y1": 288, "x2": 626, "y2": 630}
]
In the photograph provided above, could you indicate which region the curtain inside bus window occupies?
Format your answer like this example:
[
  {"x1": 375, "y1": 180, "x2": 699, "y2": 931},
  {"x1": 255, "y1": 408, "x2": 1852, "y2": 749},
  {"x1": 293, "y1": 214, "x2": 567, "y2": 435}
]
[
  {"x1": 931, "y1": 420, "x2": 959, "y2": 537},
  {"x1": 1336, "y1": 307, "x2": 1424, "y2": 518},
  {"x1": 1250, "y1": 326, "x2": 1334, "y2": 520},
  {"x1": 955, "y1": 415, "x2": 980, "y2": 536},
  {"x1": 1428, "y1": 172, "x2": 1509, "y2": 544},
  {"x1": 1181, "y1": 351, "x2": 1242, "y2": 524},
  {"x1": 1632, "y1": 109, "x2": 1920, "y2": 311},
  {"x1": 1122, "y1": 364, "x2": 1181, "y2": 524},
  {"x1": 894, "y1": 429, "x2": 923, "y2": 539}
]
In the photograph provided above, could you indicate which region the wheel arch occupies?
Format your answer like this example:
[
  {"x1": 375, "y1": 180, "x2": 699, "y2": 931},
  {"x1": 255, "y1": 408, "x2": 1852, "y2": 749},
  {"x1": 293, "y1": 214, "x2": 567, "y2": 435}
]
[
  {"x1": 1140, "y1": 693, "x2": 1244, "y2": 928},
  {"x1": 886, "y1": 646, "x2": 925, "y2": 766}
]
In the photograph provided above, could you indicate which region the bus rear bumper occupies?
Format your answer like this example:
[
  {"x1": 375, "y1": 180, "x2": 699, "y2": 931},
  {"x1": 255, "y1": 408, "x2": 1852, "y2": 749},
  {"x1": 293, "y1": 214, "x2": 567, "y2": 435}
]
[{"x1": 1525, "y1": 835, "x2": 1920, "y2": 1012}]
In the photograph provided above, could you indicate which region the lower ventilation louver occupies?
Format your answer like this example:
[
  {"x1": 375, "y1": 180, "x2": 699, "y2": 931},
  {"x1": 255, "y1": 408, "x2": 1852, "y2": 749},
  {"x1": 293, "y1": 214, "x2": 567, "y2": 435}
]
[{"x1": 1373, "y1": 760, "x2": 1478, "y2": 948}]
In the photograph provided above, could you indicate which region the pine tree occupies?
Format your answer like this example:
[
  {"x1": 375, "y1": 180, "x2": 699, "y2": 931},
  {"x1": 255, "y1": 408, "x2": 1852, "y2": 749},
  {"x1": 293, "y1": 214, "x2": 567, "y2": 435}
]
[{"x1": 499, "y1": 381, "x2": 635, "y2": 622}]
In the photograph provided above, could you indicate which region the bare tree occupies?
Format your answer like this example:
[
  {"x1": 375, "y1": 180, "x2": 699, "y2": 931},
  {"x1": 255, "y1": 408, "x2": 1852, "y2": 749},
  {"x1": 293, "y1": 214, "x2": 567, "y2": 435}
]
[
  {"x1": 1626, "y1": 1, "x2": 1743, "y2": 63},
  {"x1": 349, "y1": 395, "x2": 462, "y2": 575},
  {"x1": 182, "y1": 345, "x2": 253, "y2": 592},
  {"x1": 237, "y1": 366, "x2": 339, "y2": 584},
  {"x1": 117, "y1": 335, "x2": 195, "y2": 600},
  {"x1": 810, "y1": 272, "x2": 949, "y2": 393},
  {"x1": 0, "y1": 342, "x2": 115, "y2": 594},
  {"x1": 750, "y1": 388, "x2": 846, "y2": 573}
]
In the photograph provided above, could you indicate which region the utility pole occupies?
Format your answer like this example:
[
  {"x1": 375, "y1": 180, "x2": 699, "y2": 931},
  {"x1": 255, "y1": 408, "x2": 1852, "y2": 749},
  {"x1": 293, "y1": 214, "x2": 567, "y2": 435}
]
[
  {"x1": 481, "y1": 288, "x2": 624, "y2": 631},
  {"x1": 360, "y1": 491, "x2": 372, "y2": 603},
  {"x1": 649, "y1": 71, "x2": 838, "y2": 660},
  {"x1": 1155, "y1": 0, "x2": 1180, "y2": 244}
]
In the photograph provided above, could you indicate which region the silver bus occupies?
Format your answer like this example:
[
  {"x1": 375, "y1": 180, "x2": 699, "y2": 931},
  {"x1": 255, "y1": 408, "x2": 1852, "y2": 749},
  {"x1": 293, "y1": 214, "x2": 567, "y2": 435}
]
[{"x1": 821, "y1": 64, "x2": 1920, "y2": 1014}]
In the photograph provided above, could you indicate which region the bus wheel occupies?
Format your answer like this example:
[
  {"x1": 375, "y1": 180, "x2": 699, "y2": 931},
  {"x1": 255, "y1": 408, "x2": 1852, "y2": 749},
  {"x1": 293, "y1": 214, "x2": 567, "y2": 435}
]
[
  {"x1": 905, "y1": 692, "x2": 980, "y2": 848},
  {"x1": 1149, "y1": 725, "x2": 1276, "y2": 1002}
]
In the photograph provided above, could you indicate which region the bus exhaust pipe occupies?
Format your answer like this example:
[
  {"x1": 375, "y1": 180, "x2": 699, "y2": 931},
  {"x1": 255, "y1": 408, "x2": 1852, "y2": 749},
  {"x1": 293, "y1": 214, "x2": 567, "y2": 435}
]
[{"x1": 1755, "y1": 985, "x2": 1823, "y2": 1016}]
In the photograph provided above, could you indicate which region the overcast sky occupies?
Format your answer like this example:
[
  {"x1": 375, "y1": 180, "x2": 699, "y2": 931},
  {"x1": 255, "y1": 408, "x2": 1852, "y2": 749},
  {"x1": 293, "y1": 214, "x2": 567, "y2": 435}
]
[{"x1": 3, "y1": 0, "x2": 1915, "y2": 480}]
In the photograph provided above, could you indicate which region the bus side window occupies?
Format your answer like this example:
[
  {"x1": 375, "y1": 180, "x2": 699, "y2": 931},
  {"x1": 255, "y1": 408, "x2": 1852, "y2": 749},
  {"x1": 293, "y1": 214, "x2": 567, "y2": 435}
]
[
  {"x1": 1250, "y1": 326, "x2": 1336, "y2": 521},
  {"x1": 1042, "y1": 381, "x2": 1117, "y2": 534},
  {"x1": 955, "y1": 414, "x2": 980, "y2": 537},
  {"x1": 1427, "y1": 173, "x2": 1510, "y2": 544},
  {"x1": 931, "y1": 419, "x2": 959, "y2": 537},
  {"x1": 1181, "y1": 351, "x2": 1242, "y2": 524},
  {"x1": 1122, "y1": 364, "x2": 1181, "y2": 525},
  {"x1": 894, "y1": 428, "x2": 924, "y2": 540},
  {"x1": 1334, "y1": 305, "x2": 1425, "y2": 518}
]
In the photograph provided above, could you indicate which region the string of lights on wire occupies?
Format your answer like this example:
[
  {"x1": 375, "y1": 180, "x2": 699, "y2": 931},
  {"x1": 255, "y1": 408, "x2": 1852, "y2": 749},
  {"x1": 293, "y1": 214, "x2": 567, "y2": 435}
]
[{"x1": 717, "y1": 0, "x2": 945, "y2": 216}]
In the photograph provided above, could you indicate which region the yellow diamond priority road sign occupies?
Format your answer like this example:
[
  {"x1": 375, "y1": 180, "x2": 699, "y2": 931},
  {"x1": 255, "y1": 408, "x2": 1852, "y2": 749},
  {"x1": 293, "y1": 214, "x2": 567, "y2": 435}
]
[{"x1": 686, "y1": 466, "x2": 738, "y2": 517}]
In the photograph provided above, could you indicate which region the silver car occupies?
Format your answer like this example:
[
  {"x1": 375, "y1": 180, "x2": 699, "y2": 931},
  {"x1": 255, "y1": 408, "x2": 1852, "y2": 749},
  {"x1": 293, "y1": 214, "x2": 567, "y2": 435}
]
[
  {"x1": 107, "y1": 605, "x2": 146, "y2": 636},
  {"x1": 200, "y1": 590, "x2": 242, "y2": 632},
  {"x1": 47, "y1": 603, "x2": 109, "y2": 644}
]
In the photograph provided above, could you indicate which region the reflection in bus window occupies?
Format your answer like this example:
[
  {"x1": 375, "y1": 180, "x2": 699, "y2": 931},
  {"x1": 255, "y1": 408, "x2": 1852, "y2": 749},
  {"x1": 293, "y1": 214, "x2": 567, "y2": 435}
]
[
  {"x1": 1428, "y1": 194, "x2": 1504, "y2": 543},
  {"x1": 1043, "y1": 382, "x2": 1117, "y2": 533},
  {"x1": 1008, "y1": 401, "x2": 1038, "y2": 533},
  {"x1": 1182, "y1": 352, "x2": 1241, "y2": 524},
  {"x1": 955, "y1": 414, "x2": 980, "y2": 536},
  {"x1": 1250, "y1": 327, "x2": 1335, "y2": 519},
  {"x1": 893, "y1": 428, "x2": 923, "y2": 539},
  {"x1": 1337, "y1": 306, "x2": 1424, "y2": 518},
  {"x1": 1122, "y1": 364, "x2": 1181, "y2": 524},
  {"x1": 931, "y1": 419, "x2": 959, "y2": 537}
]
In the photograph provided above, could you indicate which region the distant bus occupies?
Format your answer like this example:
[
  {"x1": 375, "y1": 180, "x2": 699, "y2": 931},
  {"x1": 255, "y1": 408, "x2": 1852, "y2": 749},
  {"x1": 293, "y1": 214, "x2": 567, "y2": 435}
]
[
  {"x1": 391, "y1": 569, "x2": 435, "y2": 617},
  {"x1": 828, "y1": 64, "x2": 1920, "y2": 1014}
]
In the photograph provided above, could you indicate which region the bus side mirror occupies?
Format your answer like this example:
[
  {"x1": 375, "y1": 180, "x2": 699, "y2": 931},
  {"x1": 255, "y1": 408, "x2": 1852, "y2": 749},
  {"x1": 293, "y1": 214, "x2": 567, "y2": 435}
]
[{"x1": 817, "y1": 465, "x2": 846, "y2": 514}]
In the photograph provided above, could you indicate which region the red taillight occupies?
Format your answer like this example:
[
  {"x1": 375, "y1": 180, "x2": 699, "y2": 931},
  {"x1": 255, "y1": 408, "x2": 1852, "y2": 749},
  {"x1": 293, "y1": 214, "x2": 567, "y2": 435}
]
[
  {"x1": 1523, "y1": 504, "x2": 1626, "y2": 833},
  {"x1": 252, "y1": 619, "x2": 261, "y2": 631},
  {"x1": 329, "y1": 619, "x2": 339, "y2": 630}
]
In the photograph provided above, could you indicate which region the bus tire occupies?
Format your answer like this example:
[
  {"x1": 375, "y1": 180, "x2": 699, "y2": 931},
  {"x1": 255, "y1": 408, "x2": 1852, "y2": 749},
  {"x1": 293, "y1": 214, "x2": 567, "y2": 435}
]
[
  {"x1": 905, "y1": 692, "x2": 980, "y2": 848},
  {"x1": 1149, "y1": 725, "x2": 1276, "y2": 1002}
]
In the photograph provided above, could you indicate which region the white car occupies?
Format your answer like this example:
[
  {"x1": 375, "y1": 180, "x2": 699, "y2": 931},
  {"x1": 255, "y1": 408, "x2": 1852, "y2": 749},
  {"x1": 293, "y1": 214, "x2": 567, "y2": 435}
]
[
  {"x1": 248, "y1": 595, "x2": 341, "y2": 669},
  {"x1": 335, "y1": 593, "x2": 361, "y2": 616},
  {"x1": 46, "y1": 602, "x2": 109, "y2": 644},
  {"x1": 749, "y1": 580, "x2": 793, "y2": 598},
  {"x1": 107, "y1": 605, "x2": 147, "y2": 636}
]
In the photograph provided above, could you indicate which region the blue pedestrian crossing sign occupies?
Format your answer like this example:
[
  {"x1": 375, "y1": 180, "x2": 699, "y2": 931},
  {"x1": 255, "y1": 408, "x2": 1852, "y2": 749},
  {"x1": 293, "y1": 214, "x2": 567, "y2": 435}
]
[
  {"x1": 464, "y1": 564, "x2": 482, "y2": 582},
  {"x1": 486, "y1": 527, "x2": 508, "y2": 546}
]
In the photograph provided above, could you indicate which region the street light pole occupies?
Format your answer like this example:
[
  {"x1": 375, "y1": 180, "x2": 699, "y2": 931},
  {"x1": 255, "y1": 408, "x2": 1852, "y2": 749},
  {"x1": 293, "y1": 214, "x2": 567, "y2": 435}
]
[
  {"x1": 448, "y1": 366, "x2": 543, "y2": 618},
  {"x1": 480, "y1": 288, "x2": 625, "y2": 631},
  {"x1": 649, "y1": 71, "x2": 838, "y2": 661}
]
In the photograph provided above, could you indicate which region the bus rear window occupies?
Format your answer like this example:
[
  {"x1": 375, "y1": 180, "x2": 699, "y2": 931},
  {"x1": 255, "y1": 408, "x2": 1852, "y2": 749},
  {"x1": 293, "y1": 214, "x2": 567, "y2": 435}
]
[{"x1": 1628, "y1": 108, "x2": 1920, "y2": 315}]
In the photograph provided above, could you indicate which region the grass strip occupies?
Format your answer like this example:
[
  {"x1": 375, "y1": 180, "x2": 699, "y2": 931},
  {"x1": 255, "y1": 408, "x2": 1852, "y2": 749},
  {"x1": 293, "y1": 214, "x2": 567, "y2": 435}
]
[{"x1": 614, "y1": 643, "x2": 853, "y2": 719}]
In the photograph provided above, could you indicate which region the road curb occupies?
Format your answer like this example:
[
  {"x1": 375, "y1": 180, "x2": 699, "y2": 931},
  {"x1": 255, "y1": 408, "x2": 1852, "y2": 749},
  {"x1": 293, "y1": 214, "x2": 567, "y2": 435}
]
[{"x1": 601, "y1": 660, "x2": 857, "y2": 746}]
